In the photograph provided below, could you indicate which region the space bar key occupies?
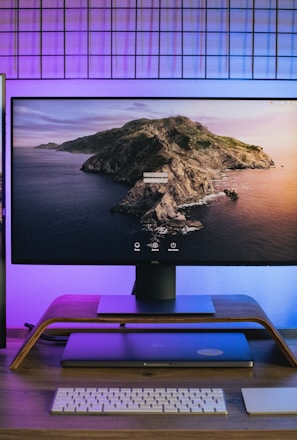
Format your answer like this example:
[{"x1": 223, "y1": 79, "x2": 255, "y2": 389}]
[{"x1": 103, "y1": 405, "x2": 164, "y2": 413}]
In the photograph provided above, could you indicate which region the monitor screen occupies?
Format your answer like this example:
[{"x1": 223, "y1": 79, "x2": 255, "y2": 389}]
[{"x1": 11, "y1": 98, "x2": 297, "y2": 301}]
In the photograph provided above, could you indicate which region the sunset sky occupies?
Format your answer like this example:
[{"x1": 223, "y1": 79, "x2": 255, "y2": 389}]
[{"x1": 12, "y1": 98, "x2": 297, "y2": 163}]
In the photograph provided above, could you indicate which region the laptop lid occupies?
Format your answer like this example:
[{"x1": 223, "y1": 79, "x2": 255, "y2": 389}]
[{"x1": 61, "y1": 332, "x2": 253, "y2": 368}]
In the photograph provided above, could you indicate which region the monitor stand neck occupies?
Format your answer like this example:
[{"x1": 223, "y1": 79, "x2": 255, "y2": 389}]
[
  {"x1": 125, "y1": 265, "x2": 215, "y2": 315},
  {"x1": 132, "y1": 265, "x2": 176, "y2": 301}
]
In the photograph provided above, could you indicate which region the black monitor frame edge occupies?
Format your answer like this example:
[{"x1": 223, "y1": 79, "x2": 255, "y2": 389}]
[{"x1": 0, "y1": 73, "x2": 6, "y2": 348}]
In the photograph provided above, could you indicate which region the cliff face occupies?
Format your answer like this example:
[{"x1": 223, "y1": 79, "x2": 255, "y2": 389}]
[{"x1": 38, "y1": 116, "x2": 275, "y2": 234}]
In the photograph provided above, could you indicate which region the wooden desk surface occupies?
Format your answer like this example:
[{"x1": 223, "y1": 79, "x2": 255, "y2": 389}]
[{"x1": 1, "y1": 334, "x2": 297, "y2": 440}]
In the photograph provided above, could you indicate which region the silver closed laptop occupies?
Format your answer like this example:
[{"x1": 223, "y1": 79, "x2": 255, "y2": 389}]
[{"x1": 61, "y1": 331, "x2": 253, "y2": 368}]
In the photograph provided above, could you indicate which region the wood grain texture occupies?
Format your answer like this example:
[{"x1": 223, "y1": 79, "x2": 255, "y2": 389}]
[
  {"x1": 1, "y1": 336, "x2": 297, "y2": 439},
  {"x1": 9, "y1": 294, "x2": 297, "y2": 369}
]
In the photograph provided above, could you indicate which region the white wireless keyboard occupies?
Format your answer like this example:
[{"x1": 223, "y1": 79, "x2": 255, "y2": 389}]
[{"x1": 51, "y1": 386, "x2": 227, "y2": 414}]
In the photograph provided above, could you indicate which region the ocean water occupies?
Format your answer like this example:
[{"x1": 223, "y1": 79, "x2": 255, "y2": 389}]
[{"x1": 12, "y1": 147, "x2": 297, "y2": 265}]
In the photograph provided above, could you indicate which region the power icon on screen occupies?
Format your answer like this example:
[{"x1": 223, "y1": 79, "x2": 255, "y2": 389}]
[
  {"x1": 168, "y1": 242, "x2": 179, "y2": 252},
  {"x1": 134, "y1": 242, "x2": 141, "y2": 252}
]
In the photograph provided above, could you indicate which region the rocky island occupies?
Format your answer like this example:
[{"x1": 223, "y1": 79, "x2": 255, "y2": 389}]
[
  {"x1": 36, "y1": 116, "x2": 274, "y2": 234},
  {"x1": 36, "y1": 142, "x2": 59, "y2": 150}
]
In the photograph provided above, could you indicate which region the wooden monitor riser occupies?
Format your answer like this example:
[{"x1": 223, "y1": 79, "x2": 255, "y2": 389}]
[{"x1": 9, "y1": 294, "x2": 297, "y2": 370}]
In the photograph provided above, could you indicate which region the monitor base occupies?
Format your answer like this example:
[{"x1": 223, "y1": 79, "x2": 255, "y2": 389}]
[{"x1": 97, "y1": 295, "x2": 215, "y2": 315}]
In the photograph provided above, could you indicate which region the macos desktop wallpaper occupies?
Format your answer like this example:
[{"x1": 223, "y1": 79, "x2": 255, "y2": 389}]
[{"x1": 12, "y1": 98, "x2": 297, "y2": 267}]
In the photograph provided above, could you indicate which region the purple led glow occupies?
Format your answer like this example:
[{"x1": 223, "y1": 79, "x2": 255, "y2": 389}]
[
  {"x1": 0, "y1": 2, "x2": 296, "y2": 80},
  {"x1": 4, "y1": 79, "x2": 297, "y2": 329},
  {"x1": 1, "y1": 0, "x2": 297, "y2": 329}
]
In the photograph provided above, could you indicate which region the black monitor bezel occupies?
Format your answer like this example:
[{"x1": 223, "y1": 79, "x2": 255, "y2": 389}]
[
  {"x1": 0, "y1": 73, "x2": 6, "y2": 348},
  {"x1": 10, "y1": 96, "x2": 297, "y2": 268}
]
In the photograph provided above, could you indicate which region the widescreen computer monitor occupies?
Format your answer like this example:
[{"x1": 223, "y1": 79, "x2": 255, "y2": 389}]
[
  {"x1": 0, "y1": 74, "x2": 5, "y2": 348},
  {"x1": 11, "y1": 97, "x2": 297, "y2": 312}
]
